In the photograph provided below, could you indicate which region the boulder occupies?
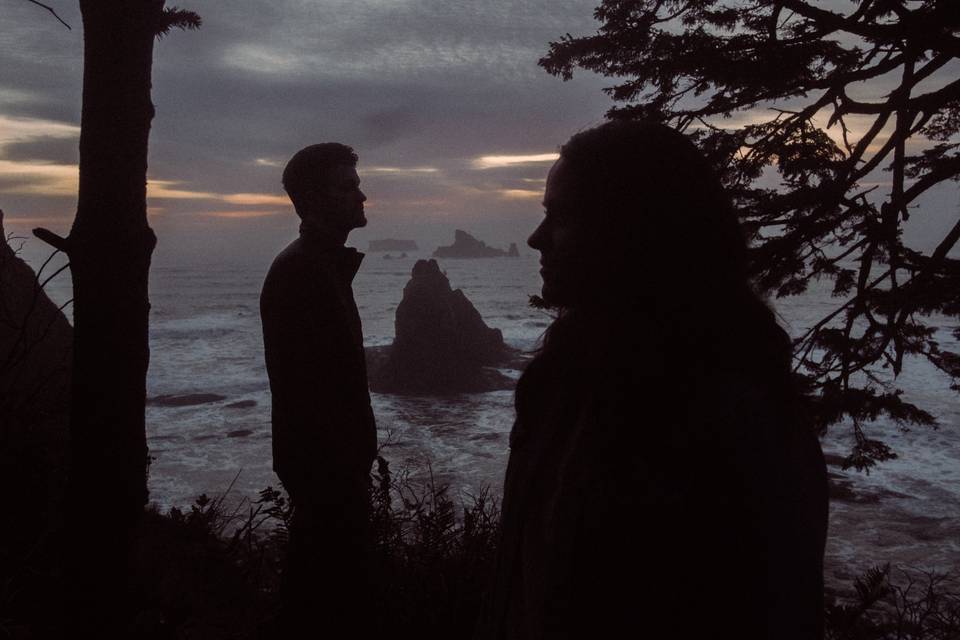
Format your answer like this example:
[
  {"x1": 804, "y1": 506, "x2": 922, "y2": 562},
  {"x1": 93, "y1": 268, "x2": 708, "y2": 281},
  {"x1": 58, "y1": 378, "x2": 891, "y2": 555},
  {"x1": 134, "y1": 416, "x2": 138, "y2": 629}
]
[
  {"x1": 432, "y1": 230, "x2": 518, "y2": 258},
  {"x1": 369, "y1": 259, "x2": 516, "y2": 394}
]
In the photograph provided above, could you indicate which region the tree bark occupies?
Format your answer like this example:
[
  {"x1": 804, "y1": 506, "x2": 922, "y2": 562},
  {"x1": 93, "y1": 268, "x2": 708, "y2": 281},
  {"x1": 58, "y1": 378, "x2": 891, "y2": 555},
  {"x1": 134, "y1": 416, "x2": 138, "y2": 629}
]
[{"x1": 36, "y1": 0, "x2": 163, "y2": 631}]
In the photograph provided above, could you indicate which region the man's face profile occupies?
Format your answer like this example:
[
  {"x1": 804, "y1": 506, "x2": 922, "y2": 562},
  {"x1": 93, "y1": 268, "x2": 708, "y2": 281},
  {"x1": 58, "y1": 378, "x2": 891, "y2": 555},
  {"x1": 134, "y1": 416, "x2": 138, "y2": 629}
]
[{"x1": 309, "y1": 164, "x2": 367, "y2": 232}]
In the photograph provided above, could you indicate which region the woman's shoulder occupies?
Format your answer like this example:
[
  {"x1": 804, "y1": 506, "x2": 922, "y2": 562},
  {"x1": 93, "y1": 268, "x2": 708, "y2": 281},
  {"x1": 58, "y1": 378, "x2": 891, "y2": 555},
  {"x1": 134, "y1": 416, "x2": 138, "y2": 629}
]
[
  {"x1": 687, "y1": 362, "x2": 788, "y2": 414},
  {"x1": 685, "y1": 367, "x2": 825, "y2": 484},
  {"x1": 679, "y1": 368, "x2": 799, "y2": 447}
]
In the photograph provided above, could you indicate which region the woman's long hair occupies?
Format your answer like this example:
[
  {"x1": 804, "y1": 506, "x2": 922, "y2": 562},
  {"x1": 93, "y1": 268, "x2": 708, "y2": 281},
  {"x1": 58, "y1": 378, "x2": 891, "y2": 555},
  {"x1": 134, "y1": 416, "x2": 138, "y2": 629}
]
[{"x1": 520, "y1": 120, "x2": 795, "y2": 417}]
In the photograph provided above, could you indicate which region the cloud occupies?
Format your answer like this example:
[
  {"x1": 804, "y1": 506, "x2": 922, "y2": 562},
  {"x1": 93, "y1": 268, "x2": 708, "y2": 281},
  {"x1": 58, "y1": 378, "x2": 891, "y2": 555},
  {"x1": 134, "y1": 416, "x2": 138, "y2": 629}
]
[
  {"x1": 472, "y1": 153, "x2": 559, "y2": 169},
  {"x1": 0, "y1": 166, "x2": 292, "y2": 216},
  {"x1": 1, "y1": 135, "x2": 78, "y2": 164},
  {"x1": 0, "y1": 159, "x2": 77, "y2": 196},
  {"x1": 498, "y1": 188, "x2": 542, "y2": 199},
  {"x1": 199, "y1": 209, "x2": 285, "y2": 219},
  {"x1": 3, "y1": 0, "x2": 957, "y2": 258},
  {"x1": 147, "y1": 180, "x2": 217, "y2": 200},
  {"x1": 0, "y1": 116, "x2": 80, "y2": 196},
  {"x1": 221, "y1": 193, "x2": 290, "y2": 206},
  {"x1": 0, "y1": 88, "x2": 37, "y2": 108},
  {"x1": 222, "y1": 45, "x2": 303, "y2": 77},
  {"x1": 0, "y1": 115, "x2": 79, "y2": 147},
  {"x1": 363, "y1": 166, "x2": 440, "y2": 175},
  {"x1": 211, "y1": 0, "x2": 602, "y2": 83},
  {"x1": 147, "y1": 180, "x2": 289, "y2": 207},
  {"x1": 0, "y1": 214, "x2": 62, "y2": 226},
  {"x1": 1, "y1": 0, "x2": 614, "y2": 240}
]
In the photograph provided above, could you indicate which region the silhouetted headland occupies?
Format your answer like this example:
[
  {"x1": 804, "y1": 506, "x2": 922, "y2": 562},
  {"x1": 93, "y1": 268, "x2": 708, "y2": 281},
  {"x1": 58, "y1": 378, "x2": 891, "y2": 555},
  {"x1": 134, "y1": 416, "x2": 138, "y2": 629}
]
[
  {"x1": 432, "y1": 230, "x2": 519, "y2": 258},
  {"x1": 367, "y1": 259, "x2": 523, "y2": 394}
]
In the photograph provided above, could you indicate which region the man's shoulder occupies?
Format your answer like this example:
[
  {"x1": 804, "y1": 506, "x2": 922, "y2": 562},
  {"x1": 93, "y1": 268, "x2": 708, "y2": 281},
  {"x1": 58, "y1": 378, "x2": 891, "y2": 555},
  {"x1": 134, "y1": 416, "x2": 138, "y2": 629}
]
[
  {"x1": 266, "y1": 238, "x2": 310, "y2": 276},
  {"x1": 261, "y1": 238, "x2": 348, "y2": 312},
  {"x1": 261, "y1": 238, "x2": 314, "y2": 312},
  {"x1": 262, "y1": 238, "x2": 328, "y2": 290},
  {"x1": 264, "y1": 238, "x2": 354, "y2": 278}
]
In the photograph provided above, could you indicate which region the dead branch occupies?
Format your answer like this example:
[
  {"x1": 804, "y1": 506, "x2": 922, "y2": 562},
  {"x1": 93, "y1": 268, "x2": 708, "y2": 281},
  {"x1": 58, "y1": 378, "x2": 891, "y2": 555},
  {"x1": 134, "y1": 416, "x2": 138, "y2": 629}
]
[{"x1": 23, "y1": 0, "x2": 71, "y2": 30}]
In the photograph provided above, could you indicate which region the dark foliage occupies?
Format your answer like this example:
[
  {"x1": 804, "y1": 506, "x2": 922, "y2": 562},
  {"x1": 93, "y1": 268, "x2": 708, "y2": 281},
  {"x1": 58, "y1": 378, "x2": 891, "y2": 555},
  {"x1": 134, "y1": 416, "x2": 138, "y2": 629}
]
[
  {"x1": 528, "y1": 294, "x2": 554, "y2": 311},
  {"x1": 540, "y1": 0, "x2": 960, "y2": 469},
  {"x1": 826, "y1": 564, "x2": 960, "y2": 639},
  {"x1": 0, "y1": 456, "x2": 501, "y2": 637},
  {"x1": 154, "y1": 7, "x2": 202, "y2": 38},
  {"x1": 368, "y1": 457, "x2": 500, "y2": 638},
  {"x1": 111, "y1": 459, "x2": 497, "y2": 639},
  {"x1": 9, "y1": 472, "x2": 960, "y2": 639}
]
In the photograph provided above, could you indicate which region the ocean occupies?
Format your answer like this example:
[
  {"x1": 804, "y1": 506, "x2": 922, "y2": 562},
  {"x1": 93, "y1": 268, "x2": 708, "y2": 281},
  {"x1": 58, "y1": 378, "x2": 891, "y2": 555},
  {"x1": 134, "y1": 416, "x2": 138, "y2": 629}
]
[{"x1": 29, "y1": 243, "x2": 960, "y2": 587}]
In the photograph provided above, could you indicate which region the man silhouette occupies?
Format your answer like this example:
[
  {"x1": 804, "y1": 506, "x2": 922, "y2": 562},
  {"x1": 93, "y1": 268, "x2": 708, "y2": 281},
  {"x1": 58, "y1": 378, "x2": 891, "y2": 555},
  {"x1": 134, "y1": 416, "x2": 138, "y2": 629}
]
[{"x1": 260, "y1": 143, "x2": 377, "y2": 633}]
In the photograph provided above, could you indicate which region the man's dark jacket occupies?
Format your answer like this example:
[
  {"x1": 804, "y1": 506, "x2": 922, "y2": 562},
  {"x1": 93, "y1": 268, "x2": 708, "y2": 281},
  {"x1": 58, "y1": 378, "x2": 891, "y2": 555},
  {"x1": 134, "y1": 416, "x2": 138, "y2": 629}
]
[{"x1": 260, "y1": 225, "x2": 377, "y2": 501}]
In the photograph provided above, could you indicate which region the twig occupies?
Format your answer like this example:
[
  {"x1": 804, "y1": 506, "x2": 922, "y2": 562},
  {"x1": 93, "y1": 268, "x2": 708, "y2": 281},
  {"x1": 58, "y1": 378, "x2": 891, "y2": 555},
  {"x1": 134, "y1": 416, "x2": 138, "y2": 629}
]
[
  {"x1": 39, "y1": 262, "x2": 70, "y2": 291},
  {"x1": 24, "y1": 0, "x2": 71, "y2": 30}
]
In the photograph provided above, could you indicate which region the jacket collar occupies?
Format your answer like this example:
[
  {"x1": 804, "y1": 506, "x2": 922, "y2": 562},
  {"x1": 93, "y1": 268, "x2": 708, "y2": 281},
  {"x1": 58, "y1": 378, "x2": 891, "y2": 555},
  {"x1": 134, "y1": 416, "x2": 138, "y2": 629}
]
[{"x1": 299, "y1": 219, "x2": 364, "y2": 282}]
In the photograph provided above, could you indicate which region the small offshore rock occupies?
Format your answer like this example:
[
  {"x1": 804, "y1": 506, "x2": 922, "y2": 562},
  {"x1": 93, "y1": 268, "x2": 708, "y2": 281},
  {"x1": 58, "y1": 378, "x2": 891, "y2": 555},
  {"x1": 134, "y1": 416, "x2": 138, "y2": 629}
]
[{"x1": 433, "y1": 230, "x2": 518, "y2": 258}]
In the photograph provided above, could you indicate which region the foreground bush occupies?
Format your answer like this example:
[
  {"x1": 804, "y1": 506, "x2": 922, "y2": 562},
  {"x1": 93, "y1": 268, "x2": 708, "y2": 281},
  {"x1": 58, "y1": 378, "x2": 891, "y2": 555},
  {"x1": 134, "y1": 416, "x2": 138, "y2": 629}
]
[
  {"x1": 827, "y1": 565, "x2": 960, "y2": 640},
  {"x1": 123, "y1": 457, "x2": 498, "y2": 639},
  {"x1": 4, "y1": 457, "x2": 959, "y2": 639}
]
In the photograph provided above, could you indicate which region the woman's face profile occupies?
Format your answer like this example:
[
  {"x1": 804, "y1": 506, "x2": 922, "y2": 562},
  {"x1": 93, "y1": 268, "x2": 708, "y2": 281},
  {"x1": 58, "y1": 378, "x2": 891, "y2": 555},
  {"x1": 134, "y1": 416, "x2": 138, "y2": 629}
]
[{"x1": 528, "y1": 157, "x2": 593, "y2": 307}]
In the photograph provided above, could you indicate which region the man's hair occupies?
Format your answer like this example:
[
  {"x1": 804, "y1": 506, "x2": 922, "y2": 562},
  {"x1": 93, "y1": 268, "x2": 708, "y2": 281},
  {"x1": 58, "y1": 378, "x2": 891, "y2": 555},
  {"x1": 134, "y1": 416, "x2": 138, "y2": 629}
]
[{"x1": 282, "y1": 143, "x2": 358, "y2": 215}]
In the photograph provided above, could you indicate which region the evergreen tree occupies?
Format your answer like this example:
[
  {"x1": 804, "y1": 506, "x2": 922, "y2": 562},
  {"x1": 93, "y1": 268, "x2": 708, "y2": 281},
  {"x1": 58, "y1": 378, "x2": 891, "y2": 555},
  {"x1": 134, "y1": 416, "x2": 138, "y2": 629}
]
[{"x1": 541, "y1": 0, "x2": 960, "y2": 470}]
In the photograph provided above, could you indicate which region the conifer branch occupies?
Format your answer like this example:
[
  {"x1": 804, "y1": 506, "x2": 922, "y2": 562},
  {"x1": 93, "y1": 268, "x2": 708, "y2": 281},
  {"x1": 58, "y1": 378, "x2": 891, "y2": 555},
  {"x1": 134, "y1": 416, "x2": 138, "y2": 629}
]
[{"x1": 154, "y1": 6, "x2": 202, "y2": 38}]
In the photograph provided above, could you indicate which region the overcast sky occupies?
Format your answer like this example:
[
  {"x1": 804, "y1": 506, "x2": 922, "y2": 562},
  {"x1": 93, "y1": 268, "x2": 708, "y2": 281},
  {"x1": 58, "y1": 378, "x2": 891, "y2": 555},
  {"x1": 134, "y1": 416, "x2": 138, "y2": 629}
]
[
  {"x1": 1, "y1": 0, "x2": 617, "y2": 261},
  {"x1": 1, "y1": 0, "x2": 956, "y2": 264}
]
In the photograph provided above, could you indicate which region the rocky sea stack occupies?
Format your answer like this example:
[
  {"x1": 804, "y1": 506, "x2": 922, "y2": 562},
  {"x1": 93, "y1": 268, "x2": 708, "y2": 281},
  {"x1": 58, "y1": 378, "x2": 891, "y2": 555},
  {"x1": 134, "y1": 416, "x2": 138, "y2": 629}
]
[
  {"x1": 368, "y1": 259, "x2": 519, "y2": 394},
  {"x1": 432, "y1": 230, "x2": 518, "y2": 258}
]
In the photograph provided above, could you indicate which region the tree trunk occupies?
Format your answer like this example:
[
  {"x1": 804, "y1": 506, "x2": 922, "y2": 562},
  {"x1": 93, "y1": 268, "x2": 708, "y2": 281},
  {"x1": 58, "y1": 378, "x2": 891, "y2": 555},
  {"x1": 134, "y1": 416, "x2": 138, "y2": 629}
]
[{"x1": 36, "y1": 0, "x2": 162, "y2": 631}]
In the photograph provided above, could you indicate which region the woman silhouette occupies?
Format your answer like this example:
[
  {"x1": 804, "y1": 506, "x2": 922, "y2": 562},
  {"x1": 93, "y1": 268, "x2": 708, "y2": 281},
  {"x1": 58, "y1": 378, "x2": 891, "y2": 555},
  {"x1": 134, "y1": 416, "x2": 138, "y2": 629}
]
[{"x1": 479, "y1": 120, "x2": 828, "y2": 640}]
